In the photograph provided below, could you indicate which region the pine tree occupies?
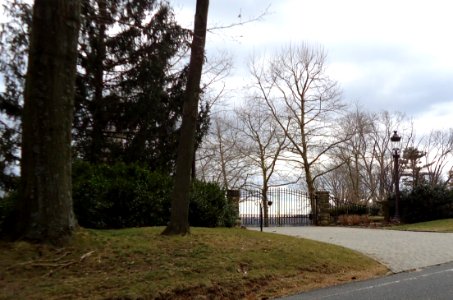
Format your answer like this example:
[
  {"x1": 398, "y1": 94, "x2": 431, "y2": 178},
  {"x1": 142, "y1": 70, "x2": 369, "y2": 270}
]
[
  {"x1": 0, "y1": 0, "x2": 210, "y2": 180},
  {"x1": 0, "y1": 0, "x2": 31, "y2": 194},
  {"x1": 73, "y1": 0, "x2": 210, "y2": 172}
]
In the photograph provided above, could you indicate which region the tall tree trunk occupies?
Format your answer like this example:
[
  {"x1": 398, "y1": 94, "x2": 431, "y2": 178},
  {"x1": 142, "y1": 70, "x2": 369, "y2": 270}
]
[
  {"x1": 305, "y1": 169, "x2": 317, "y2": 224},
  {"x1": 7, "y1": 0, "x2": 80, "y2": 244},
  {"x1": 89, "y1": 0, "x2": 107, "y2": 163},
  {"x1": 162, "y1": 0, "x2": 209, "y2": 236},
  {"x1": 262, "y1": 186, "x2": 269, "y2": 227}
]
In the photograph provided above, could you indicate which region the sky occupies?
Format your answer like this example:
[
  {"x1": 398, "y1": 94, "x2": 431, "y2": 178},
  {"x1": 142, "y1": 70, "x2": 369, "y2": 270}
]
[
  {"x1": 170, "y1": 0, "x2": 453, "y2": 136},
  {"x1": 1, "y1": 0, "x2": 451, "y2": 136}
]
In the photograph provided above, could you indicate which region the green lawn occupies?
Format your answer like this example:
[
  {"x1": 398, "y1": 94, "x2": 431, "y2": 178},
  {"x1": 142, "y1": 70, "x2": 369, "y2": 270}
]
[
  {"x1": 0, "y1": 227, "x2": 387, "y2": 299},
  {"x1": 391, "y1": 219, "x2": 453, "y2": 233}
]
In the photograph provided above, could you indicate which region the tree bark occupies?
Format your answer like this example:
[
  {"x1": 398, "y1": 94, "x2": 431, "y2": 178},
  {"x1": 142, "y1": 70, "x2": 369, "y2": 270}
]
[
  {"x1": 89, "y1": 0, "x2": 108, "y2": 163},
  {"x1": 7, "y1": 0, "x2": 80, "y2": 244},
  {"x1": 162, "y1": 0, "x2": 209, "y2": 236}
]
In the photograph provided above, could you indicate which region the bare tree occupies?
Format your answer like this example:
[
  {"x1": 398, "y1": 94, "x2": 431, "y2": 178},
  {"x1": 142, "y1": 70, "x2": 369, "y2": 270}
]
[
  {"x1": 196, "y1": 113, "x2": 253, "y2": 190},
  {"x1": 420, "y1": 129, "x2": 453, "y2": 187},
  {"x1": 328, "y1": 107, "x2": 375, "y2": 204},
  {"x1": 366, "y1": 111, "x2": 414, "y2": 202},
  {"x1": 191, "y1": 52, "x2": 233, "y2": 180},
  {"x1": 318, "y1": 166, "x2": 347, "y2": 205},
  {"x1": 320, "y1": 108, "x2": 416, "y2": 207},
  {"x1": 234, "y1": 99, "x2": 288, "y2": 225},
  {"x1": 249, "y1": 43, "x2": 347, "y2": 212}
]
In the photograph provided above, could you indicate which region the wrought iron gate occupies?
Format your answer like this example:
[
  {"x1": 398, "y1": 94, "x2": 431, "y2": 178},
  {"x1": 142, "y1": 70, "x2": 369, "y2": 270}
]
[{"x1": 239, "y1": 188, "x2": 313, "y2": 226}]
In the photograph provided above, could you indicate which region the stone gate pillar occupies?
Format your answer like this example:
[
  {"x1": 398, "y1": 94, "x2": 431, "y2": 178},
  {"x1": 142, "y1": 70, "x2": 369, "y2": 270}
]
[
  {"x1": 227, "y1": 190, "x2": 241, "y2": 226},
  {"x1": 316, "y1": 191, "x2": 330, "y2": 226}
]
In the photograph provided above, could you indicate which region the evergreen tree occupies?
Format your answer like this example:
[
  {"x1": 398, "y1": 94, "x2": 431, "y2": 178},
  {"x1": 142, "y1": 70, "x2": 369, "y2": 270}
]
[
  {"x1": 401, "y1": 147, "x2": 430, "y2": 189},
  {"x1": 0, "y1": 0, "x2": 31, "y2": 193},
  {"x1": 0, "y1": 0, "x2": 210, "y2": 180},
  {"x1": 74, "y1": 0, "x2": 210, "y2": 172}
]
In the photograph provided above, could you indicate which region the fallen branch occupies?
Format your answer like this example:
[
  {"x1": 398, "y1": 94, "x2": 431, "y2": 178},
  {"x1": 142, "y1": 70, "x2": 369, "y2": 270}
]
[
  {"x1": 42, "y1": 261, "x2": 78, "y2": 277},
  {"x1": 6, "y1": 250, "x2": 93, "y2": 273},
  {"x1": 80, "y1": 250, "x2": 95, "y2": 261},
  {"x1": 32, "y1": 261, "x2": 77, "y2": 268}
]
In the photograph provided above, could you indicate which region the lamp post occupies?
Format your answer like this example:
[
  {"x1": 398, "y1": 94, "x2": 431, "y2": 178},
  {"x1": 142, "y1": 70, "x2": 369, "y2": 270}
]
[
  {"x1": 259, "y1": 199, "x2": 273, "y2": 232},
  {"x1": 390, "y1": 130, "x2": 401, "y2": 222}
]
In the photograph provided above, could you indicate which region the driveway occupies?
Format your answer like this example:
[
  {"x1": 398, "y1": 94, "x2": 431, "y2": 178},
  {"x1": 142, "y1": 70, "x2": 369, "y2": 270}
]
[{"x1": 258, "y1": 227, "x2": 453, "y2": 273}]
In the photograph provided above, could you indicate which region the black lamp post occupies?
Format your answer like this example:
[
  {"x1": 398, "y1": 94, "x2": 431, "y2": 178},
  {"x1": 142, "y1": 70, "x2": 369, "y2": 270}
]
[
  {"x1": 259, "y1": 199, "x2": 273, "y2": 232},
  {"x1": 390, "y1": 130, "x2": 401, "y2": 222}
]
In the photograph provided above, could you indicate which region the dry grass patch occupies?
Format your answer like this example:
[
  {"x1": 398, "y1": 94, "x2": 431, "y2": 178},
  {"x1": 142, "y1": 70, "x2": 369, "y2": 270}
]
[
  {"x1": 391, "y1": 219, "x2": 453, "y2": 233},
  {"x1": 0, "y1": 227, "x2": 387, "y2": 299}
]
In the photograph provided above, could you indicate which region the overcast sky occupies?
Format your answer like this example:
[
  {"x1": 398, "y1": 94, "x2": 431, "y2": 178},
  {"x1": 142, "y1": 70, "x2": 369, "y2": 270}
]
[
  {"x1": 171, "y1": 0, "x2": 453, "y2": 135},
  {"x1": 1, "y1": 1, "x2": 451, "y2": 135}
]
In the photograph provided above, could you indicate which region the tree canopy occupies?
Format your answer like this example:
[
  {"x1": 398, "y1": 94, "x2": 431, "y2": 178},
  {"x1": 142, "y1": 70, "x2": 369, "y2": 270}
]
[{"x1": 0, "y1": 0, "x2": 211, "y2": 186}]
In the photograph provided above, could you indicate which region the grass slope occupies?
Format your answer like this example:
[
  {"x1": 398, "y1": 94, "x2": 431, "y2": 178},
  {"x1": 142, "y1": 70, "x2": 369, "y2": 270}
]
[
  {"x1": 0, "y1": 227, "x2": 387, "y2": 299},
  {"x1": 392, "y1": 219, "x2": 453, "y2": 233}
]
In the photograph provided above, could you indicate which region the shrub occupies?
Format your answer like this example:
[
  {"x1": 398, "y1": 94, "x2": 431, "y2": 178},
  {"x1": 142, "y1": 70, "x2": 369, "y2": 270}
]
[
  {"x1": 368, "y1": 203, "x2": 381, "y2": 216},
  {"x1": 73, "y1": 161, "x2": 172, "y2": 229},
  {"x1": 0, "y1": 191, "x2": 17, "y2": 232},
  {"x1": 73, "y1": 161, "x2": 237, "y2": 229},
  {"x1": 189, "y1": 181, "x2": 237, "y2": 227},
  {"x1": 329, "y1": 203, "x2": 368, "y2": 217},
  {"x1": 389, "y1": 184, "x2": 453, "y2": 223}
]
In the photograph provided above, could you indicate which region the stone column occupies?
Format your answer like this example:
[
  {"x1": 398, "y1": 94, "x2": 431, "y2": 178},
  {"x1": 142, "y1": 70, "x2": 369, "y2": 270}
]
[
  {"x1": 316, "y1": 191, "x2": 330, "y2": 226},
  {"x1": 227, "y1": 190, "x2": 241, "y2": 226}
]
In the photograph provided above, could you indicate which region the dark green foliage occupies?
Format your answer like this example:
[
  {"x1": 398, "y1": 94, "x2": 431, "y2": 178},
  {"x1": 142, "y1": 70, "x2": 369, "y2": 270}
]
[
  {"x1": 0, "y1": 191, "x2": 17, "y2": 232},
  {"x1": 389, "y1": 184, "x2": 453, "y2": 223},
  {"x1": 74, "y1": 0, "x2": 191, "y2": 168},
  {"x1": 73, "y1": 0, "x2": 210, "y2": 172},
  {"x1": 368, "y1": 203, "x2": 381, "y2": 216},
  {"x1": 73, "y1": 161, "x2": 172, "y2": 228},
  {"x1": 400, "y1": 147, "x2": 428, "y2": 189},
  {"x1": 189, "y1": 181, "x2": 238, "y2": 228},
  {"x1": 72, "y1": 162, "x2": 236, "y2": 229},
  {"x1": 0, "y1": 0, "x2": 31, "y2": 193},
  {"x1": 0, "y1": 0, "x2": 211, "y2": 182},
  {"x1": 329, "y1": 203, "x2": 368, "y2": 217}
]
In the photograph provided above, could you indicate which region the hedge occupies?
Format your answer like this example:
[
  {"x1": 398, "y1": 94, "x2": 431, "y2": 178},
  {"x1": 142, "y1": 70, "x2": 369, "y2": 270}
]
[{"x1": 72, "y1": 161, "x2": 237, "y2": 229}]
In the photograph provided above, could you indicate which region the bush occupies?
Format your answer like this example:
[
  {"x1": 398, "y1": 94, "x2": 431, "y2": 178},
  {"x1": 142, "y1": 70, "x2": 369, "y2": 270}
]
[
  {"x1": 0, "y1": 191, "x2": 17, "y2": 232},
  {"x1": 73, "y1": 161, "x2": 173, "y2": 229},
  {"x1": 73, "y1": 161, "x2": 237, "y2": 229},
  {"x1": 189, "y1": 181, "x2": 237, "y2": 227},
  {"x1": 329, "y1": 203, "x2": 368, "y2": 217},
  {"x1": 368, "y1": 203, "x2": 381, "y2": 216},
  {"x1": 389, "y1": 184, "x2": 453, "y2": 223}
]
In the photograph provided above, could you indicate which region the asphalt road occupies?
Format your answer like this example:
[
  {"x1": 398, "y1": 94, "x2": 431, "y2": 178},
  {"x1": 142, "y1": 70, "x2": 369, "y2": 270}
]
[{"x1": 278, "y1": 262, "x2": 453, "y2": 300}]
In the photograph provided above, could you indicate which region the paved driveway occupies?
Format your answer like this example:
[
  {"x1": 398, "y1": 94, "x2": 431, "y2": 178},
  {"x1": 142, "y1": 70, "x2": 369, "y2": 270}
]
[{"x1": 258, "y1": 227, "x2": 453, "y2": 273}]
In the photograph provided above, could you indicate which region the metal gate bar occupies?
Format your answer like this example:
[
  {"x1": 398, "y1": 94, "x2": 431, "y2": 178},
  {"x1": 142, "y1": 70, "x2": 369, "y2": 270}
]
[{"x1": 239, "y1": 188, "x2": 312, "y2": 227}]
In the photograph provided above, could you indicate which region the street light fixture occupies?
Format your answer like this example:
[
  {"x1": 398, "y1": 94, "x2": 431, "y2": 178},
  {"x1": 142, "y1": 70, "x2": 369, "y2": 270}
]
[
  {"x1": 260, "y1": 199, "x2": 273, "y2": 232},
  {"x1": 390, "y1": 130, "x2": 401, "y2": 222}
]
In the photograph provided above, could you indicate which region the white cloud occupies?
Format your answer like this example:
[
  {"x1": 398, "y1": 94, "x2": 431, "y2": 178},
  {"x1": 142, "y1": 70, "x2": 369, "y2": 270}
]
[
  {"x1": 2, "y1": 0, "x2": 450, "y2": 133},
  {"x1": 414, "y1": 101, "x2": 453, "y2": 135}
]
